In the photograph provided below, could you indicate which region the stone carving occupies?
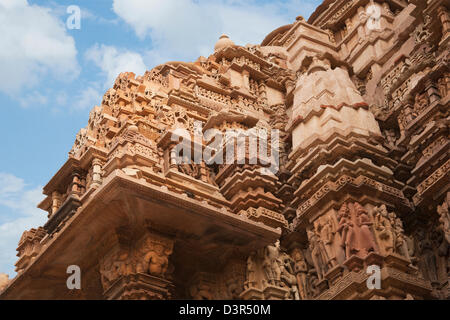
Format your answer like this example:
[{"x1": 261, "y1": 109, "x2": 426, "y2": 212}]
[
  {"x1": 225, "y1": 277, "x2": 243, "y2": 300},
  {"x1": 354, "y1": 203, "x2": 379, "y2": 257},
  {"x1": 437, "y1": 194, "x2": 450, "y2": 278},
  {"x1": 315, "y1": 215, "x2": 345, "y2": 268},
  {"x1": 291, "y1": 248, "x2": 308, "y2": 300},
  {"x1": 279, "y1": 252, "x2": 300, "y2": 300},
  {"x1": 437, "y1": 193, "x2": 450, "y2": 245},
  {"x1": 392, "y1": 214, "x2": 410, "y2": 259},
  {"x1": 262, "y1": 241, "x2": 282, "y2": 286},
  {"x1": 178, "y1": 157, "x2": 202, "y2": 180},
  {"x1": 417, "y1": 230, "x2": 438, "y2": 283},
  {"x1": 0, "y1": 274, "x2": 9, "y2": 292},
  {"x1": 138, "y1": 236, "x2": 173, "y2": 277},
  {"x1": 336, "y1": 202, "x2": 379, "y2": 260},
  {"x1": 373, "y1": 205, "x2": 395, "y2": 255},
  {"x1": 245, "y1": 252, "x2": 257, "y2": 289},
  {"x1": 99, "y1": 232, "x2": 174, "y2": 292},
  {"x1": 307, "y1": 229, "x2": 328, "y2": 280},
  {"x1": 337, "y1": 203, "x2": 355, "y2": 260},
  {"x1": 100, "y1": 249, "x2": 134, "y2": 290},
  {"x1": 373, "y1": 205, "x2": 410, "y2": 259},
  {"x1": 4, "y1": 0, "x2": 449, "y2": 301}
]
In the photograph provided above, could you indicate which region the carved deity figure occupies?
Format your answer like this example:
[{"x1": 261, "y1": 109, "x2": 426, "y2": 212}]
[
  {"x1": 405, "y1": 235, "x2": 418, "y2": 266},
  {"x1": 315, "y1": 217, "x2": 339, "y2": 268},
  {"x1": 354, "y1": 203, "x2": 379, "y2": 257},
  {"x1": 307, "y1": 229, "x2": 328, "y2": 280},
  {"x1": 431, "y1": 228, "x2": 449, "y2": 281},
  {"x1": 179, "y1": 154, "x2": 201, "y2": 179},
  {"x1": 373, "y1": 205, "x2": 395, "y2": 255},
  {"x1": 437, "y1": 194, "x2": 450, "y2": 245},
  {"x1": 383, "y1": 129, "x2": 398, "y2": 150},
  {"x1": 100, "y1": 249, "x2": 134, "y2": 290},
  {"x1": 262, "y1": 241, "x2": 282, "y2": 286},
  {"x1": 337, "y1": 203, "x2": 355, "y2": 259},
  {"x1": 391, "y1": 214, "x2": 410, "y2": 259},
  {"x1": 437, "y1": 196, "x2": 450, "y2": 278},
  {"x1": 417, "y1": 230, "x2": 438, "y2": 283},
  {"x1": 279, "y1": 252, "x2": 300, "y2": 300},
  {"x1": 144, "y1": 243, "x2": 170, "y2": 277},
  {"x1": 291, "y1": 248, "x2": 309, "y2": 300},
  {"x1": 306, "y1": 270, "x2": 320, "y2": 298}
]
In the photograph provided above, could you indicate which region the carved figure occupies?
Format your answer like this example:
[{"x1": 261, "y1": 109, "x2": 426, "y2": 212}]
[
  {"x1": 307, "y1": 229, "x2": 328, "y2": 280},
  {"x1": 418, "y1": 231, "x2": 438, "y2": 283},
  {"x1": 292, "y1": 248, "x2": 309, "y2": 300},
  {"x1": 392, "y1": 215, "x2": 410, "y2": 259},
  {"x1": 279, "y1": 252, "x2": 300, "y2": 300},
  {"x1": 262, "y1": 241, "x2": 282, "y2": 286},
  {"x1": 354, "y1": 203, "x2": 378, "y2": 257},
  {"x1": 373, "y1": 205, "x2": 395, "y2": 255},
  {"x1": 337, "y1": 203, "x2": 355, "y2": 259},
  {"x1": 315, "y1": 219, "x2": 333, "y2": 268}
]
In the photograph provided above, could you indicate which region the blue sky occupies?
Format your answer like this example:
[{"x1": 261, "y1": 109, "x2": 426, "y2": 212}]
[{"x1": 0, "y1": 0, "x2": 321, "y2": 277}]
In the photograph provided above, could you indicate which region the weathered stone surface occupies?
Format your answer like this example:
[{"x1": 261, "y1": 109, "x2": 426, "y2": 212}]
[{"x1": 1, "y1": 0, "x2": 448, "y2": 300}]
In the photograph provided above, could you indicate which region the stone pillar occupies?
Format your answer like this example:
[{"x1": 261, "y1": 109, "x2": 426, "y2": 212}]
[
  {"x1": 169, "y1": 145, "x2": 178, "y2": 170},
  {"x1": 51, "y1": 191, "x2": 61, "y2": 216},
  {"x1": 258, "y1": 82, "x2": 268, "y2": 106},
  {"x1": 91, "y1": 158, "x2": 103, "y2": 188}
]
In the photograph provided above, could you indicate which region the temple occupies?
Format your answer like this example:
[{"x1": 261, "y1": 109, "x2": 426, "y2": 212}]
[{"x1": 0, "y1": 0, "x2": 449, "y2": 300}]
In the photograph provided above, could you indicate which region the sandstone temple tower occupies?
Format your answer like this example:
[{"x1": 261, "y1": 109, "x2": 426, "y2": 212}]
[{"x1": 0, "y1": 0, "x2": 448, "y2": 300}]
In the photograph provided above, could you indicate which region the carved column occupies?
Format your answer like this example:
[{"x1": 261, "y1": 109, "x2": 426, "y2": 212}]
[
  {"x1": 69, "y1": 171, "x2": 85, "y2": 196},
  {"x1": 91, "y1": 158, "x2": 104, "y2": 188},
  {"x1": 258, "y1": 82, "x2": 268, "y2": 106},
  {"x1": 51, "y1": 191, "x2": 62, "y2": 217}
]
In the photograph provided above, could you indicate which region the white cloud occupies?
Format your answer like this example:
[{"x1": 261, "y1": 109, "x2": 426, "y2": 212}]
[
  {"x1": 73, "y1": 86, "x2": 102, "y2": 110},
  {"x1": 0, "y1": 0, "x2": 79, "y2": 95},
  {"x1": 0, "y1": 173, "x2": 46, "y2": 277},
  {"x1": 46, "y1": 1, "x2": 119, "y2": 26},
  {"x1": 18, "y1": 91, "x2": 49, "y2": 108},
  {"x1": 112, "y1": 0, "x2": 318, "y2": 64},
  {"x1": 85, "y1": 44, "x2": 147, "y2": 88}
]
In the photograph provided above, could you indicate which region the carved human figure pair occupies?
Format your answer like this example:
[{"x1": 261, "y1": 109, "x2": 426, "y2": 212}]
[
  {"x1": 373, "y1": 205, "x2": 411, "y2": 258},
  {"x1": 337, "y1": 202, "x2": 378, "y2": 259},
  {"x1": 374, "y1": 205, "x2": 395, "y2": 255},
  {"x1": 259, "y1": 241, "x2": 300, "y2": 299}
]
